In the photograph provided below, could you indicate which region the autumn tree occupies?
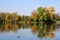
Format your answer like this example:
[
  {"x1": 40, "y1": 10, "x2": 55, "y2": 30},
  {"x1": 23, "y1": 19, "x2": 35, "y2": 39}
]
[{"x1": 30, "y1": 10, "x2": 38, "y2": 22}]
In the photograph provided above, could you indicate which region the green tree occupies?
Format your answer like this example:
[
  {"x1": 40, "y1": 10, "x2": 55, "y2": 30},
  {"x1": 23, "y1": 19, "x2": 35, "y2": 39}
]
[{"x1": 37, "y1": 7, "x2": 48, "y2": 22}]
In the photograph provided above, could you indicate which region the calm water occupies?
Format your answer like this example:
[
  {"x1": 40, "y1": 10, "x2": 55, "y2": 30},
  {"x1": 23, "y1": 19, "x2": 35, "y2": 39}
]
[{"x1": 0, "y1": 23, "x2": 60, "y2": 40}]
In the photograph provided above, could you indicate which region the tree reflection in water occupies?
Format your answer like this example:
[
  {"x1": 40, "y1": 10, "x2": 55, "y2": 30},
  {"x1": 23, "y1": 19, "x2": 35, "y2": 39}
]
[{"x1": 0, "y1": 23, "x2": 60, "y2": 38}]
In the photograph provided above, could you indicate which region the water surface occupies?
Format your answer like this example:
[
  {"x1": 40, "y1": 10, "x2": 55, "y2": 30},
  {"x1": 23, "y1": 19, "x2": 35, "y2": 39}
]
[{"x1": 0, "y1": 23, "x2": 60, "y2": 40}]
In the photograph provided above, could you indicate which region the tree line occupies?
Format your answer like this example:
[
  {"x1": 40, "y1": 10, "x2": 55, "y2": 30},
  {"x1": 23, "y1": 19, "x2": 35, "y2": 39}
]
[{"x1": 0, "y1": 6, "x2": 60, "y2": 25}]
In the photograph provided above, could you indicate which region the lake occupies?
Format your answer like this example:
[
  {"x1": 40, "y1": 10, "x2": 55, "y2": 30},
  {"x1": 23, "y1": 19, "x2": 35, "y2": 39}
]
[{"x1": 0, "y1": 23, "x2": 60, "y2": 40}]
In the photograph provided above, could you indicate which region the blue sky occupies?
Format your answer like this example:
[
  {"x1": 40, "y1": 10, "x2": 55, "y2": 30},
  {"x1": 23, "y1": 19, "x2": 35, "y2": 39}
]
[{"x1": 0, "y1": 0, "x2": 60, "y2": 16}]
